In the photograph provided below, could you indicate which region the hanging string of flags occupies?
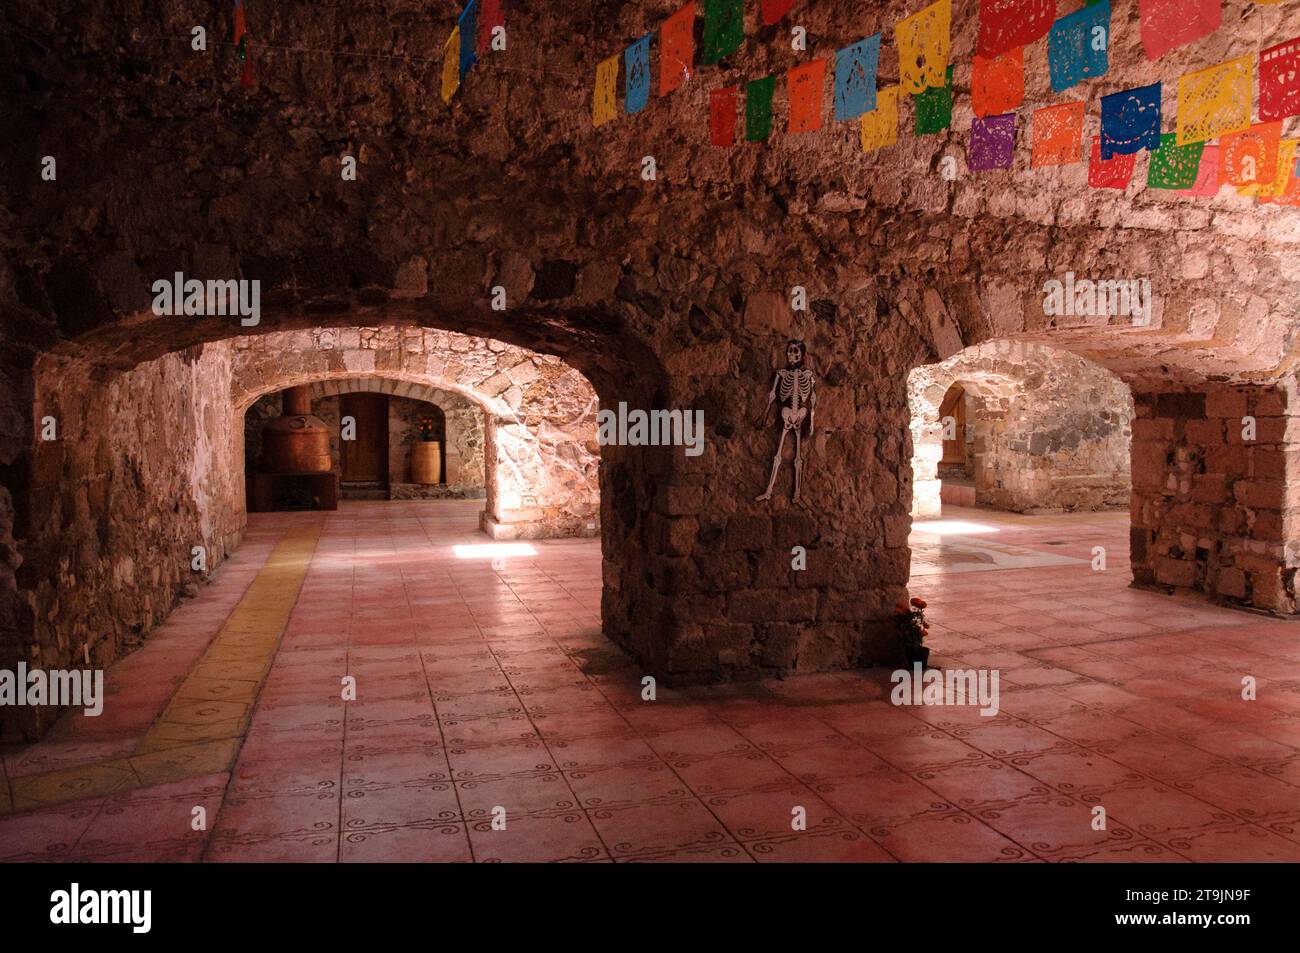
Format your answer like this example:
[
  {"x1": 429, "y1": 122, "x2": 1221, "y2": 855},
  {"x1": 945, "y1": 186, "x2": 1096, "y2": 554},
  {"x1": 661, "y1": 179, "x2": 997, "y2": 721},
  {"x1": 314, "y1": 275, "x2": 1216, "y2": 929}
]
[
  {"x1": 591, "y1": 0, "x2": 1300, "y2": 206},
  {"x1": 441, "y1": 0, "x2": 507, "y2": 101},
  {"x1": 220, "y1": 0, "x2": 506, "y2": 100}
]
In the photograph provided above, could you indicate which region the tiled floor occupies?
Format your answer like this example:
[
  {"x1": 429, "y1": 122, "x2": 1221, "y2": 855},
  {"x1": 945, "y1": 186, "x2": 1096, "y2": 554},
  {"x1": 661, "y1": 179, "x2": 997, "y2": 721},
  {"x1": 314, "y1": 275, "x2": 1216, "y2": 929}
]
[{"x1": 2, "y1": 501, "x2": 1299, "y2": 862}]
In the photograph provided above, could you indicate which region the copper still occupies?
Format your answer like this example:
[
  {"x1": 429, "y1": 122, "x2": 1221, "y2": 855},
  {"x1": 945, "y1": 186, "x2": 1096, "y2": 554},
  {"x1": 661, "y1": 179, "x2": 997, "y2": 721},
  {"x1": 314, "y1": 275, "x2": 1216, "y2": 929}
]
[{"x1": 259, "y1": 386, "x2": 332, "y2": 473}]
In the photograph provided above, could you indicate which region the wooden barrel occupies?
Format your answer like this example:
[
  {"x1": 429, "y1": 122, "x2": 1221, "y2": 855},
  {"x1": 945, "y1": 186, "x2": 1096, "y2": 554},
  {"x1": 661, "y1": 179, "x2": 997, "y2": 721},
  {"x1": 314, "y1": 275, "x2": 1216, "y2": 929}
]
[{"x1": 410, "y1": 441, "x2": 442, "y2": 484}]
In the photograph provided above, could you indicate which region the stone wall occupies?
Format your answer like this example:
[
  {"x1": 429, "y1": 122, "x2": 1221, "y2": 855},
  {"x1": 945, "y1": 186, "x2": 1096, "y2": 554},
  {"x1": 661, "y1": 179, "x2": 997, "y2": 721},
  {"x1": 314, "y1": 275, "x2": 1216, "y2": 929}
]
[
  {"x1": 17, "y1": 343, "x2": 244, "y2": 738},
  {"x1": 1131, "y1": 383, "x2": 1300, "y2": 615},
  {"x1": 910, "y1": 341, "x2": 1133, "y2": 515}
]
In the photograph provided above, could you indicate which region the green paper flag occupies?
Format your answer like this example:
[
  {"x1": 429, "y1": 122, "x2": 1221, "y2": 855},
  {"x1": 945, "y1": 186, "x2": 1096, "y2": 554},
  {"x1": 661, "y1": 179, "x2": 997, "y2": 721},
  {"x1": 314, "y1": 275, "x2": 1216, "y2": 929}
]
[
  {"x1": 915, "y1": 65, "x2": 954, "y2": 135},
  {"x1": 746, "y1": 75, "x2": 776, "y2": 141},
  {"x1": 1147, "y1": 133, "x2": 1206, "y2": 190},
  {"x1": 703, "y1": 0, "x2": 745, "y2": 65}
]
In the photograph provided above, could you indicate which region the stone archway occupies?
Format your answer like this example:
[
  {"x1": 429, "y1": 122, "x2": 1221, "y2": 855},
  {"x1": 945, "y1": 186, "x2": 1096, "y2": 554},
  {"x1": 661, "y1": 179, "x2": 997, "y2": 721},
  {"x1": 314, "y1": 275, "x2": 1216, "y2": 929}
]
[
  {"x1": 230, "y1": 327, "x2": 601, "y2": 540},
  {"x1": 909, "y1": 341, "x2": 1134, "y2": 517}
]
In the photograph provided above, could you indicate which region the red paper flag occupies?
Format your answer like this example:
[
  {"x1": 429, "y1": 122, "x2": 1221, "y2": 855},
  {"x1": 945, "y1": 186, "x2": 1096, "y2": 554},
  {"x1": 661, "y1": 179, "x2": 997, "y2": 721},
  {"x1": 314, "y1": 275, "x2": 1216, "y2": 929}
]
[
  {"x1": 1220, "y1": 123, "x2": 1282, "y2": 188},
  {"x1": 1260, "y1": 37, "x2": 1300, "y2": 123},
  {"x1": 233, "y1": 0, "x2": 254, "y2": 88},
  {"x1": 762, "y1": 0, "x2": 798, "y2": 25},
  {"x1": 1088, "y1": 135, "x2": 1135, "y2": 189},
  {"x1": 711, "y1": 86, "x2": 738, "y2": 146},
  {"x1": 977, "y1": 0, "x2": 1055, "y2": 59},
  {"x1": 1137, "y1": 0, "x2": 1220, "y2": 61},
  {"x1": 788, "y1": 60, "x2": 825, "y2": 133},
  {"x1": 478, "y1": 0, "x2": 504, "y2": 56},
  {"x1": 661, "y1": 3, "x2": 695, "y2": 96},
  {"x1": 972, "y1": 47, "x2": 1024, "y2": 118}
]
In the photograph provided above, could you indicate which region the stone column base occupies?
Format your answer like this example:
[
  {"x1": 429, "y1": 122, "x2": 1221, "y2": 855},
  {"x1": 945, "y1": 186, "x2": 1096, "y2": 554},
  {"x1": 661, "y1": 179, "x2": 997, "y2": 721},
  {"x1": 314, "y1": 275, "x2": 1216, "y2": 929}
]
[{"x1": 479, "y1": 510, "x2": 600, "y2": 540}]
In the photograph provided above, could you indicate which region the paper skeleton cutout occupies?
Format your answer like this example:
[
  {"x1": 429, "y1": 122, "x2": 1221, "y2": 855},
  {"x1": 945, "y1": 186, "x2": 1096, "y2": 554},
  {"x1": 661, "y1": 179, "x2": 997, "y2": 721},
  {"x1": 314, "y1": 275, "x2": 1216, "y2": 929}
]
[{"x1": 755, "y1": 339, "x2": 817, "y2": 503}]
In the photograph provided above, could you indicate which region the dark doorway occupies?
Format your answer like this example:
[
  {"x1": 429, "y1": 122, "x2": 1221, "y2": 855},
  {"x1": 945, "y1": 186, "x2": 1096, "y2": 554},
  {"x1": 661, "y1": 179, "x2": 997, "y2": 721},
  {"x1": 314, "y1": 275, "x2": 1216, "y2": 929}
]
[{"x1": 341, "y1": 393, "x2": 389, "y2": 487}]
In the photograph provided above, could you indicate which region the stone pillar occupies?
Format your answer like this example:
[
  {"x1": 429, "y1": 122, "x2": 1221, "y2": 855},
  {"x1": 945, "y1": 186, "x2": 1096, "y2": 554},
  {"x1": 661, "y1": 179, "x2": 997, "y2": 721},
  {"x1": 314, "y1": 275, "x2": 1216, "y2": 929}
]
[
  {"x1": 600, "y1": 371, "x2": 913, "y2": 684},
  {"x1": 1130, "y1": 383, "x2": 1299, "y2": 614},
  {"x1": 909, "y1": 416, "x2": 943, "y2": 518}
]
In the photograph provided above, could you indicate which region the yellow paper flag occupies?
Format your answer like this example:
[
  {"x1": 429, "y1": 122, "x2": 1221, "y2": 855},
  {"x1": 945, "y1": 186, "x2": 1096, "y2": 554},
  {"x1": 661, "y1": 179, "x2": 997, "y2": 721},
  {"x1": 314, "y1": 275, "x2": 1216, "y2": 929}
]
[
  {"x1": 895, "y1": 0, "x2": 951, "y2": 95},
  {"x1": 593, "y1": 54, "x2": 619, "y2": 127},
  {"x1": 861, "y1": 87, "x2": 900, "y2": 152},
  {"x1": 1177, "y1": 55, "x2": 1253, "y2": 147},
  {"x1": 441, "y1": 27, "x2": 461, "y2": 103}
]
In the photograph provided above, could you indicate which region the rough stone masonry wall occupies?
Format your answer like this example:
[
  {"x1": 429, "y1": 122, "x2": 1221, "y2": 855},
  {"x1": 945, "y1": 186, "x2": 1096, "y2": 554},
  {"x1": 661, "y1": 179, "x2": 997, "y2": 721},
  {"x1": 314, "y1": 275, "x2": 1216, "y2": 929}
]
[
  {"x1": 230, "y1": 328, "x2": 599, "y2": 537},
  {"x1": 15, "y1": 343, "x2": 244, "y2": 739},
  {"x1": 1131, "y1": 383, "x2": 1300, "y2": 615},
  {"x1": 910, "y1": 341, "x2": 1133, "y2": 515}
]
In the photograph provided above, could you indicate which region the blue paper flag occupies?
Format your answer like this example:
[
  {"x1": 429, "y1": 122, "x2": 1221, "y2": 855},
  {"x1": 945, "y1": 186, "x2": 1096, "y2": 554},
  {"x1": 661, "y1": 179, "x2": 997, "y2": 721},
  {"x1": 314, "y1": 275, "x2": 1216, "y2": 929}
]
[
  {"x1": 834, "y1": 34, "x2": 881, "y2": 121},
  {"x1": 1100, "y1": 83, "x2": 1161, "y2": 160},
  {"x1": 458, "y1": 0, "x2": 479, "y2": 82},
  {"x1": 625, "y1": 33, "x2": 652, "y2": 115},
  {"x1": 1047, "y1": 2, "x2": 1110, "y2": 94}
]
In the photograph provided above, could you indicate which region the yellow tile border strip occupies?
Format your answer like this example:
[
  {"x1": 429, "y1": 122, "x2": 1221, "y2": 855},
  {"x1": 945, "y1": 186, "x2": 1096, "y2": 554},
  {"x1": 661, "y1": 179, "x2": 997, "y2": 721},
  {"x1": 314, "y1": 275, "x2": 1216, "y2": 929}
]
[{"x1": 0, "y1": 522, "x2": 321, "y2": 816}]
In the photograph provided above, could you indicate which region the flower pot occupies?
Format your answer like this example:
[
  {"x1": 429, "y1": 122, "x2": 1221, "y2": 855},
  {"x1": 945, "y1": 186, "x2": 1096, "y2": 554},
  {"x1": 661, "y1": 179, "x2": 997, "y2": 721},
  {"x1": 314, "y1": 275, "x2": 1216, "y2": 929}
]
[
  {"x1": 410, "y1": 440, "x2": 442, "y2": 485},
  {"x1": 905, "y1": 645, "x2": 930, "y2": 668}
]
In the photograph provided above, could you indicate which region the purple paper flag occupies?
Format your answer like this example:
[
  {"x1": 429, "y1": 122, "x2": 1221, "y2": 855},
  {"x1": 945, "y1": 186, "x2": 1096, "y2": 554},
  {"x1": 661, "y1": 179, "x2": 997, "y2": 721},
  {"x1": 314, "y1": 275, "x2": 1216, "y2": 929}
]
[{"x1": 970, "y1": 113, "x2": 1017, "y2": 171}]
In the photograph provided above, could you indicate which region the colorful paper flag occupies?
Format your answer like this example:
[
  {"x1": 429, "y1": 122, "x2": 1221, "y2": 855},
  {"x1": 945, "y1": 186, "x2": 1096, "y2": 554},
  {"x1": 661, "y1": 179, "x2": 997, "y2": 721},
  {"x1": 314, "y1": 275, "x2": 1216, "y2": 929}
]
[
  {"x1": 761, "y1": 0, "x2": 798, "y2": 24},
  {"x1": 861, "y1": 87, "x2": 900, "y2": 152},
  {"x1": 1100, "y1": 83, "x2": 1161, "y2": 159},
  {"x1": 660, "y1": 3, "x2": 695, "y2": 96},
  {"x1": 1031, "y1": 101, "x2": 1084, "y2": 167},
  {"x1": 970, "y1": 114, "x2": 1017, "y2": 171},
  {"x1": 1146, "y1": 133, "x2": 1206, "y2": 189},
  {"x1": 1047, "y1": 1, "x2": 1110, "y2": 93},
  {"x1": 1220, "y1": 122, "x2": 1282, "y2": 187},
  {"x1": 1260, "y1": 37, "x2": 1300, "y2": 123},
  {"x1": 1137, "y1": 0, "x2": 1220, "y2": 61},
  {"x1": 1176, "y1": 55, "x2": 1252, "y2": 146},
  {"x1": 458, "y1": 0, "x2": 479, "y2": 82},
  {"x1": 703, "y1": 0, "x2": 744, "y2": 65},
  {"x1": 1088, "y1": 135, "x2": 1135, "y2": 189},
  {"x1": 1178, "y1": 145, "x2": 1221, "y2": 196},
  {"x1": 977, "y1": 0, "x2": 1055, "y2": 59},
  {"x1": 1245, "y1": 139, "x2": 1297, "y2": 199},
  {"x1": 915, "y1": 65, "x2": 954, "y2": 135},
  {"x1": 478, "y1": 0, "x2": 504, "y2": 56},
  {"x1": 972, "y1": 47, "x2": 1024, "y2": 118},
  {"x1": 834, "y1": 35, "x2": 881, "y2": 121},
  {"x1": 442, "y1": 27, "x2": 461, "y2": 103},
  {"x1": 896, "y1": 0, "x2": 951, "y2": 95},
  {"x1": 625, "y1": 34, "x2": 652, "y2": 115},
  {"x1": 592, "y1": 54, "x2": 619, "y2": 126},
  {"x1": 710, "y1": 86, "x2": 738, "y2": 146},
  {"x1": 789, "y1": 60, "x2": 826, "y2": 133},
  {"x1": 745, "y1": 75, "x2": 776, "y2": 142}
]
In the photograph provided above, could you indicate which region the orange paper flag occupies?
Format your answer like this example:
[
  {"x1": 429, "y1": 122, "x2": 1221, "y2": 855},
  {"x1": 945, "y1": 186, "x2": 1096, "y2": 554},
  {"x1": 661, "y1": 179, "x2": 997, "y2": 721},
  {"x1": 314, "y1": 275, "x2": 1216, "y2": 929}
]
[
  {"x1": 1220, "y1": 122, "x2": 1282, "y2": 187},
  {"x1": 1031, "y1": 101, "x2": 1084, "y2": 167},
  {"x1": 788, "y1": 59, "x2": 826, "y2": 133}
]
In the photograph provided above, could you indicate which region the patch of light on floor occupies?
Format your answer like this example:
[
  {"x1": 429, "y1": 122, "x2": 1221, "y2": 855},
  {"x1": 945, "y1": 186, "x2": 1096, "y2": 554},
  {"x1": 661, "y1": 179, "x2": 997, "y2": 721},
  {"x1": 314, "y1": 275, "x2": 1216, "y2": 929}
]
[
  {"x1": 912, "y1": 520, "x2": 1000, "y2": 536},
  {"x1": 453, "y1": 543, "x2": 539, "y2": 559}
]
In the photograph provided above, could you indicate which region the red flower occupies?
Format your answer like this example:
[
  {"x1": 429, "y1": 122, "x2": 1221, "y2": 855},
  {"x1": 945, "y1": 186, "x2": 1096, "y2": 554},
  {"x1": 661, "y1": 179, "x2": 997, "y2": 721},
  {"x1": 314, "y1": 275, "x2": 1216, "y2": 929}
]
[{"x1": 910, "y1": 597, "x2": 927, "y2": 609}]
